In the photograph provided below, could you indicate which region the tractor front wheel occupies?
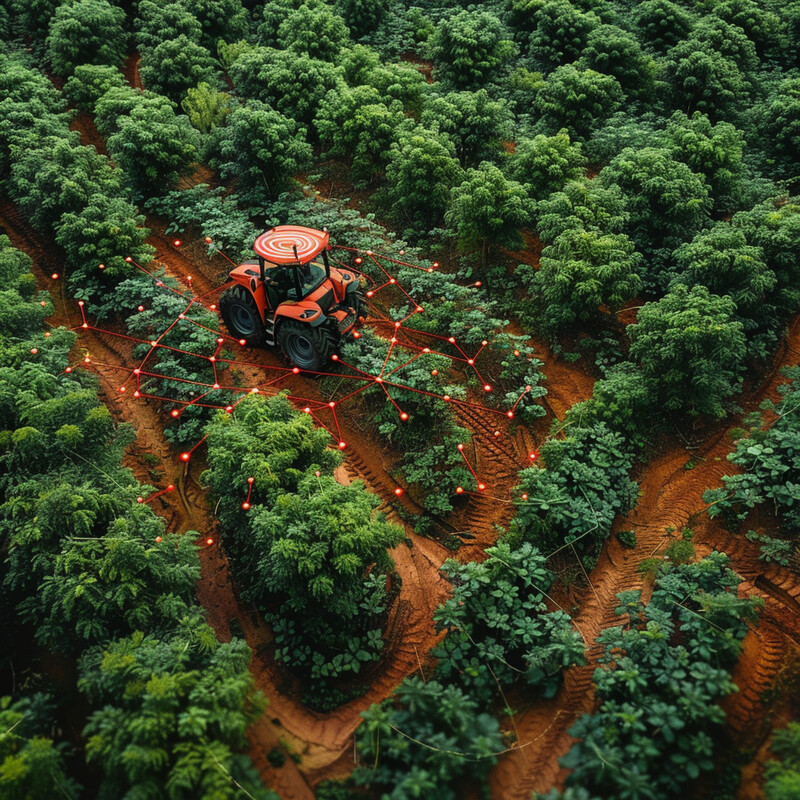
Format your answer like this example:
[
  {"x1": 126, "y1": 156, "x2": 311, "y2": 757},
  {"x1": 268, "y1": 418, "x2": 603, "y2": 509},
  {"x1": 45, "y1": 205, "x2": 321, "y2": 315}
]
[
  {"x1": 220, "y1": 285, "x2": 266, "y2": 346},
  {"x1": 277, "y1": 320, "x2": 336, "y2": 371}
]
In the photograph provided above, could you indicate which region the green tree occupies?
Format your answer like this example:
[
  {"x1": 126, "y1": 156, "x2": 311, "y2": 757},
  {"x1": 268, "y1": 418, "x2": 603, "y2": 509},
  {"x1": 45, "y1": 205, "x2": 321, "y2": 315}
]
[
  {"x1": 671, "y1": 223, "x2": 776, "y2": 346},
  {"x1": 430, "y1": 10, "x2": 515, "y2": 89},
  {"x1": 664, "y1": 110, "x2": 745, "y2": 209},
  {"x1": 534, "y1": 177, "x2": 628, "y2": 243},
  {"x1": 628, "y1": 285, "x2": 746, "y2": 419},
  {"x1": 277, "y1": 0, "x2": 350, "y2": 61},
  {"x1": 446, "y1": 162, "x2": 531, "y2": 268},
  {"x1": 94, "y1": 85, "x2": 175, "y2": 136},
  {"x1": 55, "y1": 193, "x2": 155, "y2": 306},
  {"x1": 714, "y1": 0, "x2": 783, "y2": 56},
  {"x1": 420, "y1": 89, "x2": 513, "y2": 167},
  {"x1": 106, "y1": 101, "x2": 199, "y2": 197},
  {"x1": 181, "y1": 82, "x2": 232, "y2": 134},
  {"x1": 214, "y1": 101, "x2": 311, "y2": 204},
  {"x1": 510, "y1": 130, "x2": 585, "y2": 201},
  {"x1": 135, "y1": 0, "x2": 203, "y2": 51},
  {"x1": 229, "y1": 46, "x2": 343, "y2": 126},
  {"x1": 139, "y1": 35, "x2": 221, "y2": 104},
  {"x1": 529, "y1": 0, "x2": 598, "y2": 70},
  {"x1": 45, "y1": 0, "x2": 127, "y2": 76},
  {"x1": 635, "y1": 0, "x2": 695, "y2": 52},
  {"x1": 62, "y1": 64, "x2": 126, "y2": 113},
  {"x1": 183, "y1": 0, "x2": 249, "y2": 50},
  {"x1": 9, "y1": 134, "x2": 123, "y2": 234},
  {"x1": 759, "y1": 78, "x2": 800, "y2": 173},
  {"x1": 599, "y1": 147, "x2": 711, "y2": 288},
  {"x1": 335, "y1": 0, "x2": 387, "y2": 37},
  {"x1": 580, "y1": 23, "x2": 655, "y2": 95},
  {"x1": 381, "y1": 128, "x2": 464, "y2": 230},
  {"x1": 528, "y1": 227, "x2": 642, "y2": 333},
  {"x1": 315, "y1": 85, "x2": 408, "y2": 182},
  {"x1": 534, "y1": 64, "x2": 623, "y2": 141}
]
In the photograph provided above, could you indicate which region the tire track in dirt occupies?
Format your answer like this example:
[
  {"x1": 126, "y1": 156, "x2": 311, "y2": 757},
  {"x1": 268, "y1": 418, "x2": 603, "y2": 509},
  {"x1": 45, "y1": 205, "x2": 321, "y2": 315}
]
[{"x1": 490, "y1": 315, "x2": 800, "y2": 799}]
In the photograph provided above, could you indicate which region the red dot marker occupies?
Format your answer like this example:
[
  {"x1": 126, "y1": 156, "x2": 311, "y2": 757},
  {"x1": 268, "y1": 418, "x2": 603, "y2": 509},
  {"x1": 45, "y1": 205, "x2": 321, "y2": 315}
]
[
  {"x1": 206, "y1": 537, "x2": 214, "y2": 546},
  {"x1": 483, "y1": 384, "x2": 492, "y2": 392},
  {"x1": 155, "y1": 536, "x2": 162, "y2": 543},
  {"x1": 171, "y1": 409, "x2": 180, "y2": 418},
  {"x1": 292, "y1": 367, "x2": 300, "y2": 374},
  {"x1": 507, "y1": 411, "x2": 514, "y2": 418},
  {"x1": 400, "y1": 412, "x2": 408, "y2": 420},
  {"x1": 173, "y1": 239, "x2": 182, "y2": 247},
  {"x1": 242, "y1": 502, "x2": 250, "y2": 510},
  {"x1": 394, "y1": 487, "x2": 403, "y2": 496},
  {"x1": 125, "y1": 256, "x2": 132, "y2": 263},
  {"x1": 247, "y1": 477, "x2": 254, "y2": 483},
  {"x1": 30, "y1": 348, "x2": 38, "y2": 354},
  {"x1": 456, "y1": 486, "x2": 464, "y2": 494},
  {"x1": 478, "y1": 483, "x2": 486, "y2": 491},
  {"x1": 521, "y1": 493, "x2": 529, "y2": 500},
  {"x1": 137, "y1": 305, "x2": 144, "y2": 312},
  {"x1": 51, "y1": 272, "x2": 59, "y2": 280},
  {"x1": 167, "y1": 484, "x2": 175, "y2": 491},
  {"x1": 225, "y1": 405, "x2": 233, "y2": 413},
  {"x1": 457, "y1": 443, "x2": 464, "y2": 451},
  {"x1": 98, "y1": 263, "x2": 105, "y2": 270},
  {"x1": 338, "y1": 441, "x2": 347, "y2": 449},
  {"x1": 180, "y1": 452, "x2": 190, "y2": 462},
  {"x1": 204, "y1": 236, "x2": 213, "y2": 243},
  {"x1": 136, "y1": 496, "x2": 144, "y2": 503},
  {"x1": 239, "y1": 339, "x2": 246, "y2": 346}
]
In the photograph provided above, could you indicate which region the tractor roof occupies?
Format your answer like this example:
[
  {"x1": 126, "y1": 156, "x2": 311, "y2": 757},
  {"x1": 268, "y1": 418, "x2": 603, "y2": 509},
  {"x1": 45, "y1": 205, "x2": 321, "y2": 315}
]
[{"x1": 253, "y1": 225, "x2": 330, "y2": 265}]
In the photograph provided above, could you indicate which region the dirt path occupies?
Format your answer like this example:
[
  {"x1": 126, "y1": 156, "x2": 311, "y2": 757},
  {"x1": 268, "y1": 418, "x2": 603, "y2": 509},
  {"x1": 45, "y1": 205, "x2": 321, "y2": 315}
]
[{"x1": 489, "y1": 315, "x2": 800, "y2": 799}]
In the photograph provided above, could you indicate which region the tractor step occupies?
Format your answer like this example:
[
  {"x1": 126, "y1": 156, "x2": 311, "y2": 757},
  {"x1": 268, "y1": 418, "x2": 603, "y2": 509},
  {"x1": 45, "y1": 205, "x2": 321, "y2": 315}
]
[{"x1": 264, "y1": 316, "x2": 276, "y2": 346}]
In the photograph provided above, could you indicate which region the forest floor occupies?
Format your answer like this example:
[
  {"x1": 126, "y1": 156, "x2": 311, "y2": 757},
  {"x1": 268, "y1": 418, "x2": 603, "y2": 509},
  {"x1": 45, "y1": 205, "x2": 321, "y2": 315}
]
[{"x1": 3, "y1": 53, "x2": 799, "y2": 798}]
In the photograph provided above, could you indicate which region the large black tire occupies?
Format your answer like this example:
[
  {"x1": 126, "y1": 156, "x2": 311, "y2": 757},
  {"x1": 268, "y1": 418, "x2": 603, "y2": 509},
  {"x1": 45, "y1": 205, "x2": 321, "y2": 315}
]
[
  {"x1": 219, "y1": 285, "x2": 266, "y2": 345},
  {"x1": 277, "y1": 319, "x2": 336, "y2": 371}
]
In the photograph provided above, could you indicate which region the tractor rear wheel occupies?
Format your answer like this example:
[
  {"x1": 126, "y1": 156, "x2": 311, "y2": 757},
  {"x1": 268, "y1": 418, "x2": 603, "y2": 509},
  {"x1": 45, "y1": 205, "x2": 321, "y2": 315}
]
[
  {"x1": 220, "y1": 285, "x2": 266, "y2": 345},
  {"x1": 277, "y1": 319, "x2": 336, "y2": 371}
]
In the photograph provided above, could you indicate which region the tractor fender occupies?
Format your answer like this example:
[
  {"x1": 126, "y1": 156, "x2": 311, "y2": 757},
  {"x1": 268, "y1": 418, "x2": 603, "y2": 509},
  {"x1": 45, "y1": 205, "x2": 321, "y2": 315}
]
[{"x1": 274, "y1": 302, "x2": 328, "y2": 327}]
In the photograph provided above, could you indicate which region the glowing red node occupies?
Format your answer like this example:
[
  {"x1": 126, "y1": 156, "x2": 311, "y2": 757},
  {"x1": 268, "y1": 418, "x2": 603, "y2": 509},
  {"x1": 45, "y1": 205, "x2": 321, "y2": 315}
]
[
  {"x1": 242, "y1": 502, "x2": 250, "y2": 510},
  {"x1": 180, "y1": 452, "x2": 190, "y2": 462},
  {"x1": 125, "y1": 256, "x2": 132, "y2": 263},
  {"x1": 51, "y1": 272, "x2": 59, "y2": 280},
  {"x1": 423, "y1": 347, "x2": 431, "y2": 353},
  {"x1": 204, "y1": 236, "x2": 213, "y2": 243},
  {"x1": 225, "y1": 405, "x2": 233, "y2": 413},
  {"x1": 216, "y1": 337, "x2": 224, "y2": 344},
  {"x1": 137, "y1": 305, "x2": 144, "y2": 312},
  {"x1": 315, "y1": 470, "x2": 321, "y2": 477},
  {"x1": 400, "y1": 412, "x2": 409, "y2": 421},
  {"x1": 457, "y1": 443, "x2": 464, "y2": 451},
  {"x1": 206, "y1": 538, "x2": 214, "y2": 546},
  {"x1": 375, "y1": 376, "x2": 383, "y2": 383},
  {"x1": 448, "y1": 337, "x2": 456, "y2": 344},
  {"x1": 292, "y1": 366, "x2": 300, "y2": 373},
  {"x1": 304, "y1": 407, "x2": 311, "y2": 413},
  {"x1": 178, "y1": 313, "x2": 186, "y2": 320},
  {"x1": 443, "y1": 394, "x2": 451, "y2": 401},
  {"x1": 427, "y1": 268, "x2": 434, "y2": 273},
  {"x1": 173, "y1": 239, "x2": 182, "y2": 247},
  {"x1": 328, "y1": 401, "x2": 336, "y2": 408},
  {"x1": 136, "y1": 496, "x2": 144, "y2": 503},
  {"x1": 478, "y1": 483, "x2": 486, "y2": 492},
  {"x1": 355, "y1": 257, "x2": 363, "y2": 265},
  {"x1": 456, "y1": 486, "x2": 464, "y2": 494},
  {"x1": 213, "y1": 383, "x2": 220, "y2": 390},
  {"x1": 474, "y1": 281, "x2": 482, "y2": 287},
  {"x1": 40, "y1": 301, "x2": 47, "y2": 306},
  {"x1": 521, "y1": 493, "x2": 529, "y2": 501},
  {"x1": 431, "y1": 369, "x2": 438, "y2": 376},
  {"x1": 353, "y1": 331, "x2": 361, "y2": 338},
  {"x1": 507, "y1": 411, "x2": 514, "y2": 418},
  {"x1": 394, "y1": 487, "x2": 403, "y2": 496},
  {"x1": 391, "y1": 337, "x2": 397, "y2": 344},
  {"x1": 493, "y1": 430, "x2": 500, "y2": 437},
  {"x1": 118, "y1": 386, "x2": 126, "y2": 393},
  {"x1": 529, "y1": 451, "x2": 539, "y2": 461},
  {"x1": 170, "y1": 409, "x2": 180, "y2": 418},
  {"x1": 482, "y1": 340, "x2": 488, "y2": 346},
  {"x1": 98, "y1": 263, "x2": 105, "y2": 270},
  {"x1": 82, "y1": 323, "x2": 88, "y2": 329},
  {"x1": 468, "y1": 359, "x2": 474, "y2": 365},
  {"x1": 83, "y1": 356, "x2": 90, "y2": 363},
  {"x1": 338, "y1": 441, "x2": 347, "y2": 449},
  {"x1": 389, "y1": 278, "x2": 396, "y2": 284},
  {"x1": 366, "y1": 291, "x2": 374, "y2": 298},
  {"x1": 65, "y1": 367, "x2": 72, "y2": 373},
  {"x1": 133, "y1": 390, "x2": 140, "y2": 398},
  {"x1": 483, "y1": 384, "x2": 492, "y2": 392},
  {"x1": 513, "y1": 350, "x2": 520, "y2": 356},
  {"x1": 433, "y1": 262, "x2": 439, "y2": 268},
  {"x1": 167, "y1": 484, "x2": 175, "y2": 491},
  {"x1": 209, "y1": 356, "x2": 216, "y2": 362},
  {"x1": 30, "y1": 347, "x2": 38, "y2": 354},
  {"x1": 250, "y1": 388, "x2": 259, "y2": 394},
  {"x1": 399, "y1": 249, "x2": 405, "y2": 255},
  {"x1": 78, "y1": 300, "x2": 85, "y2": 307},
  {"x1": 366, "y1": 250, "x2": 373, "y2": 256},
  {"x1": 394, "y1": 321, "x2": 401, "y2": 328},
  {"x1": 239, "y1": 339, "x2": 246, "y2": 346},
  {"x1": 210, "y1": 304, "x2": 217, "y2": 310},
  {"x1": 155, "y1": 536, "x2": 162, "y2": 543},
  {"x1": 133, "y1": 368, "x2": 141, "y2": 375}
]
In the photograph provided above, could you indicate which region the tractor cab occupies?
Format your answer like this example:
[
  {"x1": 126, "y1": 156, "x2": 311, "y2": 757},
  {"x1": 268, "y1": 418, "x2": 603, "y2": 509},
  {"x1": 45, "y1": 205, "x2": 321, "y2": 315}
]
[{"x1": 219, "y1": 226, "x2": 366, "y2": 371}]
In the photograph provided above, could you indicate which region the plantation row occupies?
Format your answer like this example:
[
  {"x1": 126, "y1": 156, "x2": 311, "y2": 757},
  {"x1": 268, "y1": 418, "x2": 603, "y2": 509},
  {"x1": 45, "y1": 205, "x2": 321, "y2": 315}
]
[{"x1": 3, "y1": 0, "x2": 800, "y2": 795}]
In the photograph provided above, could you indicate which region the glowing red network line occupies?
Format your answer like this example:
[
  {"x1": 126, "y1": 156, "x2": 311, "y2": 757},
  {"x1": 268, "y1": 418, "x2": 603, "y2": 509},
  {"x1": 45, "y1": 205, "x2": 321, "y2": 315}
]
[{"x1": 45, "y1": 236, "x2": 549, "y2": 514}]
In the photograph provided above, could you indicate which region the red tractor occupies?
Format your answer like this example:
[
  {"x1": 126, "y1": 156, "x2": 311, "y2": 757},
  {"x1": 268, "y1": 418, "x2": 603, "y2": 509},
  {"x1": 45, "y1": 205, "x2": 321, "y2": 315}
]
[{"x1": 219, "y1": 225, "x2": 366, "y2": 370}]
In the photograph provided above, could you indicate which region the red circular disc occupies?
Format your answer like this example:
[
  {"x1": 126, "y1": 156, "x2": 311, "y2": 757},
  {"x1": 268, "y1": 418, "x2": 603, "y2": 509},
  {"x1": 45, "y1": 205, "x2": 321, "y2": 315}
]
[{"x1": 254, "y1": 225, "x2": 329, "y2": 264}]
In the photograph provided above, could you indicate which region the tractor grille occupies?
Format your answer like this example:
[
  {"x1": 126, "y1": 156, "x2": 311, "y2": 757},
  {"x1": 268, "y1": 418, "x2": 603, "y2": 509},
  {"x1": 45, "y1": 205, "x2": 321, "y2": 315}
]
[{"x1": 338, "y1": 311, "x2": 356, "y2": 333}]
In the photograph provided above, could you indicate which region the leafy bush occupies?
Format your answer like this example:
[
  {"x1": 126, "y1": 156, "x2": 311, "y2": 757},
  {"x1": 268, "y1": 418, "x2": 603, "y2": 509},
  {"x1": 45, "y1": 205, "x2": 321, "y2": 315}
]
[
  {"x1": 139, "y1": 34, "x2": 222, "y2": 103},
  {"x1": 433, "y1": 540, "x2": 585, "y2": 704},
  {"x1": 509, "y1": 130, "x2": 586, "y2": 202},
  {"x1": 510, "y1": 423, "x2": 639, "y2": 560},
  {"x1": 764, "y1": 723, "x2": 800, "y2": 800},
  {"x1": 276, "y1": 0, "x2": 350, "y2": 61},
  {"x1": 62, "y1": 64, "x2": 126, "y2": 113},
  {"x1": 550, "y1": 553, "x2": 762, "y2": 800},
  {"x1": 354, "y1": 676, "x2": 504, "y2": 800}
]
